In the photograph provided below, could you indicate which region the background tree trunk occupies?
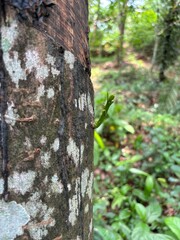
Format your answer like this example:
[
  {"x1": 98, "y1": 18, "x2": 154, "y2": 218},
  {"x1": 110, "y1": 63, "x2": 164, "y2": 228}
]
[
  {"x1": 117, "y1": 0, "x2": 128, "y2": 66},
  {"x1": 0, "y1": 1, "x2": 93, "y2": 240}
]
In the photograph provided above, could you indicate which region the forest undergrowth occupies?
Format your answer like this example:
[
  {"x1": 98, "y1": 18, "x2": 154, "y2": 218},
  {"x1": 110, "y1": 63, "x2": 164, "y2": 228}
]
[{"x1": 93, "y1": 52, "x2": 180, "y2": 240}]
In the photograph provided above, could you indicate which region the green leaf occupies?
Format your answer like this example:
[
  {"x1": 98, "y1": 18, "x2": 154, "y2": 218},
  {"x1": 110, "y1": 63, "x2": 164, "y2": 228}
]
[
  {"x1": 135, "y1": 203, "x2": 147, "y2": 222},
  {"x1": 118, "y1": 222, "x2": 131, "y2": 238},
  {"x1": 157, "y1": 178, "x2": 167, "y2": 184},
  {"x1": 94, "y1": 131, "x2": 105, "y2": 149},
  {"x1": 150, "y1": 233, "x2": 175, "y2": 240},
  {"x1": 120, "y1": 184, "x2": 131, "y2": 195},
  {"x1": 119, "y1": 209, "x2": 131, "y2": 220},
  {"x1": 131, "y1": 223, "x2": 175, "y2": 240},
  {"x1": 130, "y1": 168, "x2": 148, "y2": 176},
  {"x1": 145, "y1": 175, "x2": 154, "y2": 193},
  {"x1": 94, "y1": 226, "x2": 122, "y2": 240},
  {"x1": 117, "y1": 155, "x2": 143, "y2": 166},
  {"x1": 123, "y1": 123, "x2": 135, "y2": 134},
  {"x1": 112, "y1": 194, "x2": 127, "y2": 209},
  {"x1": 117, "y1": 120, "x2": 135, "y2": 134},
  {"x1": 148, "y1": 234, "x2": 175, "y2": 240},
  {"x1": 171, "y1": 165, "x2": 180, "y2": 178},
  {"x1": 165, "y1": 217, "x2": 180, "y2": 240},
  {"x1": 146, "y1": 201, "x2": 162, "y2": 223},
  {"x1": 133, "y1": 189, "x2": 149, "y2": 202},
  {"x1": 131, "y1": 222, "x2": 150, "y2": 240}
]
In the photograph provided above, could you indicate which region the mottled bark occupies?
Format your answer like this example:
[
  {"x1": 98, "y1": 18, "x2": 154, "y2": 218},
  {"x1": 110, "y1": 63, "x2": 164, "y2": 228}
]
[{"x1": 0, "y1": 1, "x2": 93, "y2": 240}]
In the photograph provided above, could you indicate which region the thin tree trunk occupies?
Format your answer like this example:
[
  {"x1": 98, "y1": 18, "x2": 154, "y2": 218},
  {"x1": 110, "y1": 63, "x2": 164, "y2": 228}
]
[
  {"x1": 0, "y1": 1, "x2": 93, "y2": 240},
  {"x1": 151, "y1": 7, "x2": 160, "y2": 73},
  {"x1": 117, "y1": 0, "x2": 128, "y2": 66},
  {"x1": 151, "y1": 29, "x2": 159, "y2": 72}
]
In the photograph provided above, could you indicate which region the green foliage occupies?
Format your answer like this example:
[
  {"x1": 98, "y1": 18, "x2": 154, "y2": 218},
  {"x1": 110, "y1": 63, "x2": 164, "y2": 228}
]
[
  {"x1": 93, "y1": 59, "x2": 180, "y2": 240},
  {"x1": 127, "y1": 9, "x2": 157, "y2": 55},
  {"x1": 89, "y1": 0, "x2": 159, "y2": 58},
  {"x1": 89, "y1": 0, "x2": 119, "y2": 56},
  {"x1": 165, "y1": 217, "x2": 180, "y2": 240}
]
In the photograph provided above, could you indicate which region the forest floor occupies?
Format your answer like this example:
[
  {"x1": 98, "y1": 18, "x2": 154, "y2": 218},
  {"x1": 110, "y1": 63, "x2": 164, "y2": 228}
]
[
  {"x1": 92, "y1": 51, "x2": 180, "y2": 240},
  {"x1": 91, "y1": 50, "x2": 153, "y2": 91}
]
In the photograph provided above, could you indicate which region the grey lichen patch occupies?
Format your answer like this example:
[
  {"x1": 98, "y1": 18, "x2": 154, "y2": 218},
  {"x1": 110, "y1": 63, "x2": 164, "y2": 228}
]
[
  {"x1": 8, "y1": 171, "x2": 36, "y2": 195},
  {"x1": 67, "y1": 138, "x2": 84, "y2": 167},
  {"x1": 3, "y1": 51, "x2": 26, "y2": 87},
  {"x1": 51, "y1": 138, "x2": 60, "y2": 152},
  {"x1": 1, "y1": 20, "x2": 19, "y2": 52},
  {"x1": 80, "y1": 145, "x2": 84, "y2": 164},
  {"x1": 46, "y1": 54, "x2": 60, "y2": 77},
  {"x1": 69, "y1": 168, "x2": 93, "y2": 226},
  {"x1": 5, "y1": 101, "x2": 20, "y2": 126},
  {"x1": 40, "y1": 135, "x2": 47, "y2": 146},
  {"x1": 1, "y1": 20, "x2": 25, "y2": 88},
  {"x1": 0, "y1": 178, "x2": 4, "y2": 194},
  {"x1": 24, "y1": 192, "x2": 42, "y2": 219},
  {"x1": 47, "y1": 88, "x2": 55, "y2": 99},
  {"x1": 40, "y1": 151, "x2": 51, "y2": 169},
  {"x1": 81, "y1": 169, "x2": 93, "y2": 200},
  {"x1": 0, "y1": 200, "x2": 30, "y2": 240},
  {"x1": 24, "y1": 192, "x2": 55, "y2": 240},
  {"x1": 87, "y1": 93, "x2": 94, "y2": 116},
  {"x1": 37, "y1": 85, "x2": 55, "y2": 101},
  {"x1": 64, "y1": 51, "x2": 75, "y2": 70},
  {"x1": 75, "y1": 93, "x2": 86, "y2": 111},
  {"x1": 67, "y1": 183, "x2": 72, "y2": 191},
  {"x1": 24, "y1": 137, "x2": 32, "y2": 150},
  {"x1": 81, "y1": 168, "x2": 90, "y2": 198},
  {"x1": 45, "y1": 54, "x2": 56, "y2": 66},
  {"x1": 36, "y1": 84, "x2": 45, "y2": 101},
  {"x1": 69, "y1": 194, "x2": 79, "y2": 226},
  {"x1": 27, "y1": 224, "x2": 49, "y2": 240},
  {"x1": 67, "y1": 138, "x2": 80, "y2": 167},
  {"x1": 49, "y1": 174, "x2": 63, "y2": 194},
  {"x1": 88, "y1": 219, "x2": 93, "y2": 240},
  {"x1": 85, "y1": 204, "x2": 89, "y2": 213},
  {"x1": 69, "y1": 178, "x2": 80, "y2": 226},
  {"x1": 25, "y1": 50, "x2": 49, "y2": 82},
  {"x1": 87, "y1": 172, "x2": 94, "y2": 200},
  {"x1": 74, "y1": 93, "x2": 94, "y2": 116}
]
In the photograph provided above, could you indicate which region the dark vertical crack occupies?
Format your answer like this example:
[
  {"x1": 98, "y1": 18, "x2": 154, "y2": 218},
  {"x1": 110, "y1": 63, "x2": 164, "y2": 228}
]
[
  {"x1": 0, "y1": 2, "x2": 9, "y2": 201},
  {"x1": 0, "y1": 0, "x2": 6, "y2": 24}
]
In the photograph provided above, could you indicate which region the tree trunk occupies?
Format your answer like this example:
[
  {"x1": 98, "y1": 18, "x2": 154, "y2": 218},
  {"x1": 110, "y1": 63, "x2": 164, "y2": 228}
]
[
  {"x1": 157, "y1": 0, "x2": 179, "y2": 82},
  {"x1": 0, "y1": 1, "x2": 93, "y2": 240},
  {"x1": 151, "y1": 28, "x2": 159, "y2": 73},
  {"x1": 151, "y1": 7, "x2": 160, "y2": 74},
  {"x1": 117, "y1": 0, "x2": 128, "y2": 66}
]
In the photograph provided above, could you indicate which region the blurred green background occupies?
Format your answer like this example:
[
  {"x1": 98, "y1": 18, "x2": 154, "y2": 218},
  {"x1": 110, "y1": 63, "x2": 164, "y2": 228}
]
[{"x1": 89, "y1": 0, "x2": 180, "y2": 239}]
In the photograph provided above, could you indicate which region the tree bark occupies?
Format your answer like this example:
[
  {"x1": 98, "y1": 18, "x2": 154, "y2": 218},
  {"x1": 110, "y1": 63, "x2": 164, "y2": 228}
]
[
  {"x1": 117, "y1": 0, "x2": 128, "y2": 66},
  {"x1": 0, "y1": 1, "x2": 93, "y2": 240}
]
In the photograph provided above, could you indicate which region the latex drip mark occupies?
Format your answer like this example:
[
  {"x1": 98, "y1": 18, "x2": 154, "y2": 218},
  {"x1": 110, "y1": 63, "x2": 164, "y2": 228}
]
[{"x1": 8, "y1": 0, "x2": 56, "y2": 22}]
